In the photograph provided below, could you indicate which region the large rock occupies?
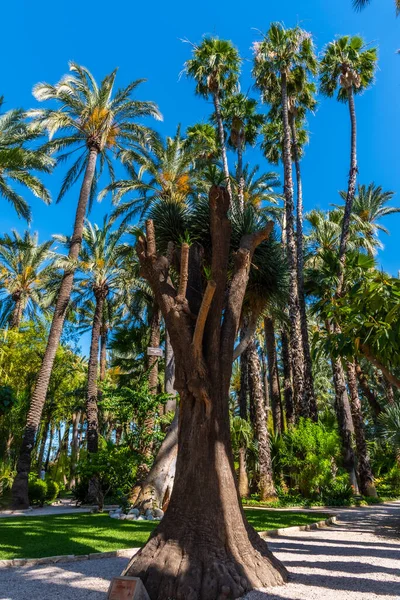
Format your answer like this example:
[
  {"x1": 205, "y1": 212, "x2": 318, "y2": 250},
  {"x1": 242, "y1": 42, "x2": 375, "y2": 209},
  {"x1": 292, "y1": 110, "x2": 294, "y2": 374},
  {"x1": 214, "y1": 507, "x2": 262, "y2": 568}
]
[
  {"x1": 128, "y1": 508, "x2": 140, "y2": 517},
  {"x1": 125, "y1": 514, "x2": 137, "y2": 520},
  {"x1": 153, "y1": 508, "x2": 164, "y2": 519}
]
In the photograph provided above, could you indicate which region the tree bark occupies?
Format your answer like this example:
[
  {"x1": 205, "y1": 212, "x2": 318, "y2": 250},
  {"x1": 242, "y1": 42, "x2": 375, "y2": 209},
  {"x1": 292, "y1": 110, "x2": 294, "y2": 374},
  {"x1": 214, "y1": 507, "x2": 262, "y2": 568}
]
[
  {"x1": 11, "y1": 146, "x2": 98, "y2": 509},
  {"x1": 10, "y1": 292, "x2": 23, "y2": 329},
  {"x1": 44, "y1": 422, "x2": 54, "y2": 472},
  {"x1": 100, "y1": 324, "x2": 108, "y2": 382},
  {"x1": 36, "y1": 416, "x2": 50, "y2": 476},
  {"x1": 124, "y1": 187, "x2": 287, "y2": 598},
  {"x1": 264, "y1": 317, "x2": 282, "y2": 435},
  {"x1": 346, "y1": 361, "x2": 377, "y2": 497},
  {"x1": 290, "y1": 115, "x2": 317, "y2": 420},
  {"x1": 281, "y1": 72, "x2": 306, "y2": 418},
  {"x1": 354, "y1": 361, "x2": 382, "y2": 423},
  {"x1": 281, "y1": 329, "x2": 294, "y2": 427},
  {"x1": 237, "y1": 142, "x2": 244, "y2": 211},
  {"x1": 247, "y1": 340, "x2": 277, "y2": 501},
  {"x1": 331, "y1": 355, "x2": 359, "y2": 494},
  {"x1": 69, "y1": 410, "x2": 81, "y2": 489}
]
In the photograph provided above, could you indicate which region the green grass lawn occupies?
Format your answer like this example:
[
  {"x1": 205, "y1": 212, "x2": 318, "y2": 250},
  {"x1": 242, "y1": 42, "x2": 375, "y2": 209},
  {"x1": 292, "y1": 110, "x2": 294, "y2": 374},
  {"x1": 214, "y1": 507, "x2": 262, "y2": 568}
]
[{"x1": 0, "y1": 509, "x2": 330, "y2": 560}]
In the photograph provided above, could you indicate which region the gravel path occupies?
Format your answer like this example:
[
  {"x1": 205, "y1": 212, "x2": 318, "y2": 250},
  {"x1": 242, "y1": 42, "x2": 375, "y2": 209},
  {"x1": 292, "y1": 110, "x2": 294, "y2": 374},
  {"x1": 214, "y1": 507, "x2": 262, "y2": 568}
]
[{"x1": 0, "y1": 502, "x2": 399, "y2": 600}]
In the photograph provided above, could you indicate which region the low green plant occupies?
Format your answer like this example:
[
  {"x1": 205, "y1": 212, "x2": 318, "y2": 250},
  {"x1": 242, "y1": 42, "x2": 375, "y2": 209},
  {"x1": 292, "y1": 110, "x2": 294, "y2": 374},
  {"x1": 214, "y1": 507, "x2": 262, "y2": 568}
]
[
  {"x1": 28, "y1": 478, "x2": 47, "y2": 506},
  {"x1": 45, "y1": 479, "x2": 60, "y2": 503}
]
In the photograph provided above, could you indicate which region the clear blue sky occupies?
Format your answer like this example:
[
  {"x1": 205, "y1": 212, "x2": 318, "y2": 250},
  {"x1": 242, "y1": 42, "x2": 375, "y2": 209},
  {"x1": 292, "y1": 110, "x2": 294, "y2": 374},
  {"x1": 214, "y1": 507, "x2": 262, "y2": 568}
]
[{"x1": 2, "y1": 0, "x2": 400, "y2": 278}]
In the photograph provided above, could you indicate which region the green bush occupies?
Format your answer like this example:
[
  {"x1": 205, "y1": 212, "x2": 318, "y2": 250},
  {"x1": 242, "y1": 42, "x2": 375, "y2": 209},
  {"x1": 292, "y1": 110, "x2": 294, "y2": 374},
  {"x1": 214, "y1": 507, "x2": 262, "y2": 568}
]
[
  {"x1": 319, "y1": 474, "x2": 353, "y2": 506},
  {"x1": 45, "y1": 479, "x2": 60, "y2": 503},
  {"x1": 276, "y1": 418, "x2": 345, "y2": 498},
  {"x1": 28, "y1": 479, "x2": 47, "y2": 506},
  {"x1": 73, "y1": 445, "x2": 139, "y2": 503}
]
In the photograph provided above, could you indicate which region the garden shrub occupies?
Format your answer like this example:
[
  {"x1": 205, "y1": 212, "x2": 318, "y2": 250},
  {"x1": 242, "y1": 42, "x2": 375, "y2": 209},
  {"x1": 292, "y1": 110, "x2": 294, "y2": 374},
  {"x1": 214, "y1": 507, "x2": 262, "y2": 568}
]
[
  {"x1": 276, "y1": 418, "x2": 344, "y2": 498},
  {"x1": 45, "y1": 479, "x2": 60, "y2": 503},
  {"x1": 28, "y1": 478, "x2": 47, "y2": 506}
]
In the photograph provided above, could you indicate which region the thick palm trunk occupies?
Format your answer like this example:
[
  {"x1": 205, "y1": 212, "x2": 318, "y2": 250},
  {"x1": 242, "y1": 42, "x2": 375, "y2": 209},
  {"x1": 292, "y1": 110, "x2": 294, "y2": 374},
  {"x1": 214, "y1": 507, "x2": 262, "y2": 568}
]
[
  {"x1": 247, "y1": 340, "x2": 277, "y2": 500},
  {"x1": 354, "y1": 362, "x2": 382, "y2": 423},
  {"x1": 44, "y1": 422, "x2": 54, "y2": 472},
  {"x1": 281, "y1": 329, "x2": 294, "y2": 427},
  {"x1": 100, "y1": 324, "x2": 108, "y2": 382},
  {"x1": 11, "y1": 147, "x2": 98, "y2": 509},
  {"x1": 281, "y1": 73, "x2": 306, "y2": 418},
  {"x1": 264, "y1": 317, "x2": 282, "y2": 434},
  {"x1": 124, "y1": 187, "x2": 286, "y2": 598},
  {"x1": 290, "y1": 116, "x2": 317, "y2": 421},
  {"x1": 331, "y1": 355, "x2": 359, "y2": 493},
  {"x1": 213, "y1": 91, "x2": 232, "y2": 200},
  {"x1": 346, "y1": 361, "x2": 377, "y2": 497},
  {"x1": 10, "y1": 292, "x2": 23, "y2": 329}
]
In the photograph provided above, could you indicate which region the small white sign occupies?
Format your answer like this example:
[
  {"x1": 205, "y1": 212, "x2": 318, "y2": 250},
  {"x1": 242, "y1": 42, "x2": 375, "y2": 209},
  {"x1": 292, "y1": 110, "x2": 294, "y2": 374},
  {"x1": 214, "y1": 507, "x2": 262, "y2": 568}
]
[{"x1": 147, "y1": 347, "x2": 164, "y2": 357}]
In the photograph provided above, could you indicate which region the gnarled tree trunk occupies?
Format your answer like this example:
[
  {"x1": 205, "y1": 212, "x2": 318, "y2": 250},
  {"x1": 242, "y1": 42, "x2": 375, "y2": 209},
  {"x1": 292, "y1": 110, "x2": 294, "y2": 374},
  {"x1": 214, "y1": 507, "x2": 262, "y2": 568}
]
[
  {"x1": 11, "y1": 146, "x2": 99, "y2": 509},
  {"x1": 123, "y1": 186, "x2": 287, "y2": 599}
]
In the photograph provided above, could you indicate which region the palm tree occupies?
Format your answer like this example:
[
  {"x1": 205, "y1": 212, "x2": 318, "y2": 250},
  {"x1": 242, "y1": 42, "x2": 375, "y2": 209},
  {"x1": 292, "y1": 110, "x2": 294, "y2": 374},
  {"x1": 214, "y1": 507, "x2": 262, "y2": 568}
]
[
  {"x1": 12, "y1": 63, "x2": 161, "y2": 509},
  {"x1": 103, "y1": 128, "x2": 198, "y2": 223},
  {"x1": 353, "y1": 0, "x2": 400, "y2": 14},
  {"x1": 336, "y1": 183, "x2": 399, "y2": 255},
  {"x1": 0, "y1": 98, "x2": 53, "y2": 220},
  {"x1": 319, "y1": 36, "x2": 377, "y2": 288},
  {"x1": 253, "y1": 23, "x2": 317, "y2": 418},
  {"x1": 184, "y1": 37, "x2": 241, "y2": 197},
  {"x1": 219, "y1": 93, "x2": 265, "y2": 209},
  {"x1": 0, "y1": 230, "x2": 55, "y2": 328}
]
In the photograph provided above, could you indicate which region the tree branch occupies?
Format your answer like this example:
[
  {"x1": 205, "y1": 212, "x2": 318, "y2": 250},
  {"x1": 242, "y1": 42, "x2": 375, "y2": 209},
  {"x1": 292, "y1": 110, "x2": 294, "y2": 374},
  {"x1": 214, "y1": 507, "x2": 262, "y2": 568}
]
[
  {"x1": 177, "y1": 243, "x2": 189, "y2": 301},
  {"x1": 232, "y1": 309, "x2": 260, "y2": 362},
  {"x1": 192, "y1": 280, "x2": 217, "y2": 358},
  {"x1": 145, "y1": 219, "x2": 156, "y2": 257}
]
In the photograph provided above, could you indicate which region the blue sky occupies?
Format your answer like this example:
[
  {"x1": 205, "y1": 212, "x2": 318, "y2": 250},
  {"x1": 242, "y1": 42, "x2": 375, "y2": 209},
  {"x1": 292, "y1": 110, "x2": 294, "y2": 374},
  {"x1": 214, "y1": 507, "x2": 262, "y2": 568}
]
[{"x1": 2, "y1": 0, "x2": 400, "y2": 280}]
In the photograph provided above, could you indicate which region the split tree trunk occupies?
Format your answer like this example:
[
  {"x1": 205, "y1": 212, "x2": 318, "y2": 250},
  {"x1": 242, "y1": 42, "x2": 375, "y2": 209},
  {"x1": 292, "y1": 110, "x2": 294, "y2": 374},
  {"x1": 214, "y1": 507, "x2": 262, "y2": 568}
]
[
  {"x1": 247, "y1": 340, "x2": 277, "y2": 501},
  {"x1": 11, "y1": 147, "x2": 98, "y2": 509},
  {"x1": 290, "y1": 115, "x2": 317, "y2": 420},
  {"x1": 264, "y1": 316, "x2": 282, "y2": 434},
  {"x1": 123, "y1": 186, "x2": 287, "y2": 598},
  {"x1": 346, "y1": 361, "x2": 377, "y2": 497},
  {"x1": 281, "y1": 72, "x2": 306, "y2": 418}
]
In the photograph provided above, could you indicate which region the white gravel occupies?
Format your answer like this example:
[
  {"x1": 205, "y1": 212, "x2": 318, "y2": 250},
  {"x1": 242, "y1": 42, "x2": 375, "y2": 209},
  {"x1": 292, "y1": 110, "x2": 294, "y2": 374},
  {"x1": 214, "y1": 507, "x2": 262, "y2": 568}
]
[{"x1": 0, "y1": 502, "x2": 399, "y2": 600}]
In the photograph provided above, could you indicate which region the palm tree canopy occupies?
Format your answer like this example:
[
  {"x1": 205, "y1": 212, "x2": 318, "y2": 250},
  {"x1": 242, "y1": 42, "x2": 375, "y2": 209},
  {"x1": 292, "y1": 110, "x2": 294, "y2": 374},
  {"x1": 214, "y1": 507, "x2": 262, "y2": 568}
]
[
  {"x1": 218, "y1": 94, "x2": 265, "y2": 150},
  {"x1": 319, "y1": 36, "x2": 378, "y2": 102},
  {"x1": 102, "y1": 128, "x2": 201, "y2": 224},
  {"x1": 353, "y1": 0, "x2": 400, "y2": 15},
  {"x1": 252, "y1": 23, "x2": 317, "y2": 102},
  {"x1": 0, "y1": 230, "x2": 55, "y2": 326},
  {"x1": 29, "y1": 62, "x2": 162, "y2": 204},
  {"x1": 0, "y1": 98, "x2": 53, "y2": 220},
  {"x1": 184, "y1": 37, "x2": 241, "y2": 98}
]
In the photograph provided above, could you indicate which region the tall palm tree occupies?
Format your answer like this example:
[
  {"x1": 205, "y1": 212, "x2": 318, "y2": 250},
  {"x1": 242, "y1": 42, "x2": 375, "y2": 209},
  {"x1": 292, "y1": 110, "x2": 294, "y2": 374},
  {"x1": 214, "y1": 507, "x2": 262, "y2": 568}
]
[
  {"x1": 12, "y1": 63, "x2": 161, "y2": 509},
  {"x1": 184, "y1": 37, "x2": 241, "y2": 197},
  {"x1": 253, "y1": 23, "x2": 317, "y2": 418},
  {"x1": 319, "y1": 36, "x2": 377, "y2": 288},
  {"x1": 319, "y1": 36, "x2": 377, "y2": 495},
  {"x1": 0, "y1": 98, "x2": 53, "y2": 220},
  {"x1": 0, "y1": 230, "x2": 55, "y2": 328}
]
